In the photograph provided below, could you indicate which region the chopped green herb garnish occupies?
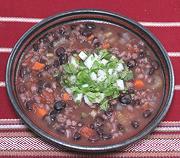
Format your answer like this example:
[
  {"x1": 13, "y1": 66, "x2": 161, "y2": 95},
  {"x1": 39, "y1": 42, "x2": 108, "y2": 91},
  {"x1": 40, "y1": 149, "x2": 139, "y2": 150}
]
[{"x1": 59, "y1": 49, "x2": 133, "y2": 111}]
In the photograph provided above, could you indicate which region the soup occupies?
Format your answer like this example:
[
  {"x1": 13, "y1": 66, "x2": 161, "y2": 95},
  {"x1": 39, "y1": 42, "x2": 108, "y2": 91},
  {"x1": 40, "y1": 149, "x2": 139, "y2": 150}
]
[{"x1": 15, "y1": 22, "x2": 164, "y2": 146}]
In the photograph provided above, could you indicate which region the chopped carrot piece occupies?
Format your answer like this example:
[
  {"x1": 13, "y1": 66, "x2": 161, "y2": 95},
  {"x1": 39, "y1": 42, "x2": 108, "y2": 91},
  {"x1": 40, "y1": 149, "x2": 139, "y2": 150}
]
[
  {"x1": 32, "y1": 62, "x2": 45, "y2": 70},
  {"x1": 134, "y1": 79, "x2": 145, "y2": 89},
  {"x1": 80, "y1": 127, "x2": 94, "y2": 138},
  {"x1": 62, "y1": 92, "x2": 71, "y2": 101},
  {"x1": 87, "y1": 35, "x2": 94, "y2": 41},
  {"x1": 102, "y1": 42, "x2": 110, "y2": 49},
  {"x1": 36, "y1": 107, "x2": 47, "y2": 117}
]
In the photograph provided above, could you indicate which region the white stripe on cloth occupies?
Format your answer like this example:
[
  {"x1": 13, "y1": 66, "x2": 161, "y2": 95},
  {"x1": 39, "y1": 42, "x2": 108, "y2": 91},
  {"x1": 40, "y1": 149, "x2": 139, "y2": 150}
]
[
  {"x1": 1, "y1": 17, "x2": 180, "y2": 27},
  {"x1": 1, "y1": 47, "x2": 180, "y2": 57},
  {"x1": 0, "y1": 124, "x2": 26, "y2": 129},
  {"x1": 124, "y1": 138, "x2": 180, "y2": 152},
  {"x1": 175, "y1": 85, "x2": 180, "y2": 90},
  {"x1": 139, "y1": 22, "x2": 180, "y2": 27},
  {"x1": 0, "y1": 17, "x2": 42, "y2": 23},
  {"x1": 0, "y1": 82, "x2": 5, "y2": 87},
  {"x1": 0, "y1": 135, "x2": 179, "y2": 151},
  {"x1": 0, "y1": 48, "x2": 12, "y2": 52}
]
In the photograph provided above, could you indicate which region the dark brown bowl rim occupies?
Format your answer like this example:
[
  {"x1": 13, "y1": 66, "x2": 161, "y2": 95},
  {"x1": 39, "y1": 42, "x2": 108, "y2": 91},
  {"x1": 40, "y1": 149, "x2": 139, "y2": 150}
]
[{"x1": 6, "y1": 9, "x2": 174, "y2": 152}]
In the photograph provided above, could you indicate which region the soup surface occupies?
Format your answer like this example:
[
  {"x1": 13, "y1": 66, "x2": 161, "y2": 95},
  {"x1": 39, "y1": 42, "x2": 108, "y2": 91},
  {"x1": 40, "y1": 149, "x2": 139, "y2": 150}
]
[{"x1": 15, "y1": 22, "x2": 164, "y2": 146}]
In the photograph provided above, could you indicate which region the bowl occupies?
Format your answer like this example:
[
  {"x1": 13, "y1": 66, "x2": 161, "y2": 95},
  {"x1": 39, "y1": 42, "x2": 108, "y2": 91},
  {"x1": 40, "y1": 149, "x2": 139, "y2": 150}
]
[{"x1": 6, "y1": 10, "x2": 174, "y2": 152}]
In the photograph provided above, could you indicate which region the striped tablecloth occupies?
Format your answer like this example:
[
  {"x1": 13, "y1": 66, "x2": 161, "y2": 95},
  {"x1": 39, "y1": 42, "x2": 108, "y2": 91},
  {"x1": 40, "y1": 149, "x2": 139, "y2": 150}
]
[{"x1": 0, "y1": 0, "x2": 180, "y2": 157}]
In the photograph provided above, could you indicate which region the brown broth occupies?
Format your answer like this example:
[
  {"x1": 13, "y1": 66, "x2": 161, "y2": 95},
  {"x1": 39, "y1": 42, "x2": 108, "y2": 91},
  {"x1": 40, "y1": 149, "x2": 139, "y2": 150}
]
[{"x1": 15, "y1": 22, "x2": 164, "y2": 146}]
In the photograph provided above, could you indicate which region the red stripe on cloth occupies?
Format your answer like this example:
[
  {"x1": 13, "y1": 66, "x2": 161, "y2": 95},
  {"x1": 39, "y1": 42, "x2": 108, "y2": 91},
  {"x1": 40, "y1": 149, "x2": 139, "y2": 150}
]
[
  {"x1": 147, "y1": 27, "x2": 180, "y2": 52},
  {"x1": 0, "y1": 88, "x2": 18, "y2": 119},
  {"x1": 0, "y1": 87, "x2": 179, "y2": 121},
  {"x1": 171, "y1": 58, "x2": 180, "y2": 85},
  {"x1": 164, "y1": 90, "x2": 180, "y2": 121},
  {"x1": 0, "y1": 0, "x2": 180, "y2": 22},
  {"x1": 0, "y1": 53, "x2": 9, "y2": 81},
  {"x1": 0, "y1": 23, "x2": 35, "y2": 48}
]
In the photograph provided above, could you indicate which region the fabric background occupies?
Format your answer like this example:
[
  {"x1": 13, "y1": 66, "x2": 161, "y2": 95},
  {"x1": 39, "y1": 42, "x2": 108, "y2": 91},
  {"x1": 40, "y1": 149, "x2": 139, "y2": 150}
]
[{"x1": 0, "y1": 0, "x2": 180, "y2": 157}]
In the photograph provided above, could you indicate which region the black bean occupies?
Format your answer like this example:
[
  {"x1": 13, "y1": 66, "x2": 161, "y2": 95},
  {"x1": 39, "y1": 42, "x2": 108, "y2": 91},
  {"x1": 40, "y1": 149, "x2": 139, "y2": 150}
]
[
  {"x1": 148, "y1": 67, "x2": 155, "y2": 75},
  {"x1": 102, "y1": 133, "x2": 112, "y2": 140},
  {"x1": 32, "y1": 43, "x2": 39, "y2": 51},
  {"x1": 37, "y1": 80, "x2": 45, "y2": 90},
  {"x1": 151, "y1": 60, "x2": 159, "y2": 70},
  {"x1": 127, "y1": 59, "x2": 136, "y2": 68},
  {"x1": 131, "y1": 121, "x2": 139, "y2": 129},
  {"x1": 90, "y1": 123, "x2": 95, "y2": 129},
  {"x1": 56, "y1": 126, "x2": 66, "y2": 135},
  {"x1": 59, "y1": 53, "x2": 68, "y2": 65},
  {"x1": 94, "y1": 116, "x2": 104, "y2": 128},
  {"x1": 44, "y1": 65, "x2": 51, "y2": 70},
  {"x1": 96, "y1": 128, "x2": 104, "y2": 137},
  {"x1": 143, "y1": 109, "x2": 152, "y2": 118},
  {"x1": 81, "y1": 28, "x2": 92, "y2": 37},
  {"x1": 88, "y1": 135, "x2": 99, "y2": 142},
  {"x1": 49, "y1": 110, "x2": 58, "y2": 121},
  {"x1": 25, "y1": 100, "x2": 33, "y2": 111},
  {"x1": 55, "y1": 47, "x2": 65, "y2": 56},
  {"x1": 53, "y1": 59, "x2": 60, "y2": 68},
  {"x1": 128, "y1": 88, "x2": 135, "y2": 94},
  {"x1": 119, "y1": 94, "x2": 132, "y2": 105},
  {"x1": 39, "y1": 58, "x2": 46, "y2": 64},
  {"x1": 136, "y1": 99, "x2": 141, "y2": 105},
  {"x1": 19, "y1": 67, "x2": 29, "y2": 78},
  {"x1": 73, "y1": 132, "x2": 81, "y2": 140},
  {"x1": 117, "y1": 123, "x2": 125, "y2": 133},
  {"x1": 139, "y1": 51, "x2": 145, "y2": 58},
  {"x1": 85, "y1": 23, "x2": 96, "y2": 30},
  {"x1": 44, "y1": 82, "x2": 51, "y2": 88},
  {"x1": 54, "y1": 101, "x2": 66, "y2": 111},
  {"x1": 18, "y1": 85, "x2": 26, "y2": 93},
  {"x1": 92, "y1": 37, "x2": 100, "y2": 48}
]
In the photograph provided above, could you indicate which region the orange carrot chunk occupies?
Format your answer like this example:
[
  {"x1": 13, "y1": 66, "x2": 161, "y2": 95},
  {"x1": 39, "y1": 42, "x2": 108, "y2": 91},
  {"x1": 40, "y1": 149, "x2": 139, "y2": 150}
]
[
  {"x1": 80, "y1": 127, "x2": 94, "y2": 138},
  {"x1": 36, "y1": 107, "x2": 47, "y2": 117},
  {"x1": 62, "y1": 92, "x2": 71, "y2": 101},
  {"x1": 32, "y1": 62, "x2": 45, "y2": 70},
  {"x1": 87, "y1": 35, "x2": 94, "y2": 41},
  {"x1": 134, "y1": 79, "x2": 145, "y2": 89}
]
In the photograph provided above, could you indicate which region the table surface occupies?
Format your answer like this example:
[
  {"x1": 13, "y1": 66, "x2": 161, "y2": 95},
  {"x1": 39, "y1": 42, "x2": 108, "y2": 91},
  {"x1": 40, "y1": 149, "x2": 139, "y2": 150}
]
[{"x1": 0, "y1": 0, "x2": 180, "y2": 157}]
